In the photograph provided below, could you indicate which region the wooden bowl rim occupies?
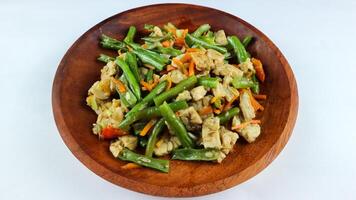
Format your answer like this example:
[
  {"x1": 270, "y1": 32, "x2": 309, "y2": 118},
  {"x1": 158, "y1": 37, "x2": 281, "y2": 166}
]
[{"x1": 52, "y1": 3, "x2": 298, "y2": 197}]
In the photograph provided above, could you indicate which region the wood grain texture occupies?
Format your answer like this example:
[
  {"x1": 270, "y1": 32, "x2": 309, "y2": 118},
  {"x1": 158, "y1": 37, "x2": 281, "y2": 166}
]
[{"x1": 52, "y1": 4, "x2": 298, "y2": 197}]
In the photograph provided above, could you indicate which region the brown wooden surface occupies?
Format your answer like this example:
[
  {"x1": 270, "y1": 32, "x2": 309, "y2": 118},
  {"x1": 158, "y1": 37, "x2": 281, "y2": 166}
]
[{"x1": 52, "y1": 3, "x2": 298, "y2": 197}]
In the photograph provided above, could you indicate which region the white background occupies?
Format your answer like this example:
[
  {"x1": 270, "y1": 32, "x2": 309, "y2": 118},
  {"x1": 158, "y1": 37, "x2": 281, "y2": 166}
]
[{"x1": 1, "y1": 0, "x2": 355, "y2": 199}]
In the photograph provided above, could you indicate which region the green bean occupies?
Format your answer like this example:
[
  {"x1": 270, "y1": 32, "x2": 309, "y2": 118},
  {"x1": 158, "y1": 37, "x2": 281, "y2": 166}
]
[
  {"x1": 125, "y1": 52, "x2": 141, "y2": 82},
  {"x1": 97, "y1": 54, "x2": 114, "y2": 63},
  {"x1": 201, "y1": 31, "x2": 215, "y2": 45},
  {"x1": 197, "y1": 77, "x2": 220, "y2": 88},
  {"x1": 251, "y1": 75, "x2": 260, "y2": 94},
  {"x1": 126, "y1": 40, "x2": 169, "y2": 65},
  {"x1": 231, "y1": 77, "x2": 255, "y2": 89},
  {"x1": 163, "y1": 22, "x2": 177, "y2": 32},
  {"x1": 185, "y1": 34, "x2": 227, "y2": 54},
  {"x1": 141, "y1": 34, "x2": 172, "y2": 43},
  {"x1": 201, "y1": 35, "x2": 215, "y2": 45},
  {"x1": 192, "y1": 24, "x2": 211, "y2": 37},
  {"x1": 159, "y1": 102, "x2": 194, "y2": 148},
  {"x1": 145, "y1": 118, "x2": 165, "y2": 157},
  {"x1": 155, "y1": 46, "x2": 182, "y2": 57},
  {"x1": 125, "y1": 81, "x2": 167, "y2": 117},
  {"x1": 143, "y1": 100, "x2": 188, "y2": 118},
  {"x1": 145, "y1": 49, "x2": 170, "y2": 63},
  {"x1": 123, "y1": 26, "x2": 136, "y2": 44},
  {"x1": 242, "y1": 36, "x2": 253, "y2": 58},
  {"x1": 242, "y1": 36, "x2": 253, "y2": 47},
  {"x1": 132, "y1": 49, "x2": 166, "y2": 71},
  {"x1": 144, "y1": 24, "x2": 155, "y2": 31},
  {"x1": 145, "y1": 69, "x2": 153, "y2": 82},
  {"x1": 154, "y1": 75, "x2": 197, "y2": 106},
  {"x1": 100, "y1": 34, "x2": 126, "y2": 50},
  {"x1": 115, "y1": 58, "x2": 141, "y2": 100},
  {"x1": 117, "y1": 75, "x2": 137, "y2": 108},
  {"x1": 118, "y1": 148, "x2": 169, "y2": 173},
  {"x1": 227, "y1": 36, "x2": 248, "y2": 63},
  {"x1": 218, "y1": 107, "x2": 240, "y2": 124},
  {"x1": 119, "y1": 100, "x2": 188, "y2": 130},
  {"x1": 172, "y1": 148, "x2": 220, "y2": 161},
  {"x1": 125, "y1": 41, "x2": 141, "y2": 50},
  {"x1": 143, "y1": 42, "x2": 159, "y2": 50}
]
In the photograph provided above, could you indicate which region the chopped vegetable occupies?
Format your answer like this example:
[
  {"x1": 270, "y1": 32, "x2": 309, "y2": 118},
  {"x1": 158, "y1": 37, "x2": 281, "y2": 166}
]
[
  {"x1": 118, "y1": 148, "x2": 169, "y2": 173},
  {"x1": 115, "y1": 58, "x2": 141, "y2": 100},
  {"x1": 119, "y1": 100, "x2": 189, "y2": 130},
  {"x1": 251, "y1": 58, "x2": 265, "y2": 82},
  {"x1": 192, "y1": 24, "x2": 211, "y2": 37},
  {"x1": 197, "y1": 77, "x2": 220, "y2": 88},
  {"x1": 227, "y1": 35, "x2": 248, "y2": 63},
  {"x1": 121, "y1": 163, "x2": 141, "y2": 169},
  {"x1": 159, "y1": 102, "x2": 194, "y2": 148},
  {"x1": 185, "y1": 34, "x2": 228, "y2": 54},
  {"x1": 125, "y1": 52, "x2": 141, "y2": 82},
  {"x1": 97, "y1": 54, "x2": 114, "y2": 63},
  {"x1": 140, "y1": 119, "x2": 157, "y2": 136},
  {"x1": 87, "y1": 23, "x2": 267, "y2": 172},
  {"x1": 242, "y1": 36, "x2": 253, "y2": 47},
  {"x1": 145, "y1": 118, "x2": 165, "y2": 157},
  {"x1": 100, "y1": 126, "x2": 128, "y2": 139},
  {"x1": 100, "y1": 34, "x2": 126, "y2": 50},
  {"x1": 218, "y1": 107, "x2": 240, "y2": 124},
  {"x1": 172, "y1": 148, "x2": 220, "y2": 161},
  {"x1": 154, "y1": 75, "x2": 197, "y2": 106},
  {"x1": 124, "y1": 26, "x2": 137, "y2": 43}
]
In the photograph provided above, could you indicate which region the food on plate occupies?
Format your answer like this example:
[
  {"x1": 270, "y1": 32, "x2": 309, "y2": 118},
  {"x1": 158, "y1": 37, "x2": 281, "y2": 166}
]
[{"x1": 86, "y1": 23, "x2": 267, "y2": 172}]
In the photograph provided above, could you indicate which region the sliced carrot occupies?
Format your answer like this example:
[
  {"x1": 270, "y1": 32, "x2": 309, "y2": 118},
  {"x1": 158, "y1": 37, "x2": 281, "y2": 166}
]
[
  {"x1": 231, "y1": 120, "x2": 261, "y2": 130},
  {"x1": 121, "y1": 163, "x2": 141, "y2": 169},
  {"x1": 213, "y1": 108, "x2": 223, "y2": 114},
  {"x1": 112, "y1": 79, "x2": 126, "y2": 93},
  {"x1": 251, "y1": 58, "x2": 265, "y2": 82},
  {"x1": 188, "y1": 61, "x2": 195, "y2": 76},
  {"x1": 253, "y1": 94, "x2": 267, "y2": 100},
  {"x1": 166, "y1": 65, "x2": 176, "y2": 72},
  {"x1": 172, "y1": 58, "x2": 184, "y2": 68},
  {"x1": 182, "y1": 29, "x2": 189, "y2": 38},
  {"x1": 167, "y1": 27, "x2": 177, "y2": 36},
  {"x1": 161, "y1": 40, "x2": 171, "y2": 47},
  {"x1": 174, "y1": 38, "x2": 185, "y2": 47},
  {"x1": 186, "y1": 48, "x2": 200, "y2": 52},
  {"x1": 180, "y1": 53, "x2": 191, "y2": 63},
  {"x1": 100, "y1": 126, "x2": 127, "y2": 140},
  {"x1": 140, "y1": 119, "x2": 156, "y2": 136},
  {"x1": 247, "y1": 90, "x2": 264, "y2": 111},
  {"x1": 199, "y1": 106, "x2": 213, "y2": 115},
  {"x1": 173, "y1": 58, "x2": 188, "y2": 75},
  {"x1": 182, "y1": 63, "x2": 189, "y2": 76},
  {"x1": 140, "y1": 80, "x2": 154, "y2": 91},
  {"x1": 224, "y1": 95, "x2": 239, "y2": 111}
]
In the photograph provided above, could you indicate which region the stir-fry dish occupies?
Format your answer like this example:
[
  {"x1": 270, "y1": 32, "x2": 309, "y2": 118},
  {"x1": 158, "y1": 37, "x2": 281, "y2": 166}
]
[{"x1": 86, "y1": 23, "x2": 267, "y2": 172}]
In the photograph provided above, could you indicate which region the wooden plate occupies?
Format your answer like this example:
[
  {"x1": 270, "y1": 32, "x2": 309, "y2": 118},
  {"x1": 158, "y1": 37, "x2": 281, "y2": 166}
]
[{"x1": 52, "y1": 3, "x2": 298, "y2": 197}]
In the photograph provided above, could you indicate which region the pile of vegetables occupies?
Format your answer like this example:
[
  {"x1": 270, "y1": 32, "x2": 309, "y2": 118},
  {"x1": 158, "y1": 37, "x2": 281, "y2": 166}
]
[{"x1": 86, "y1": 23, "x2": 266, "y2": 173}]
